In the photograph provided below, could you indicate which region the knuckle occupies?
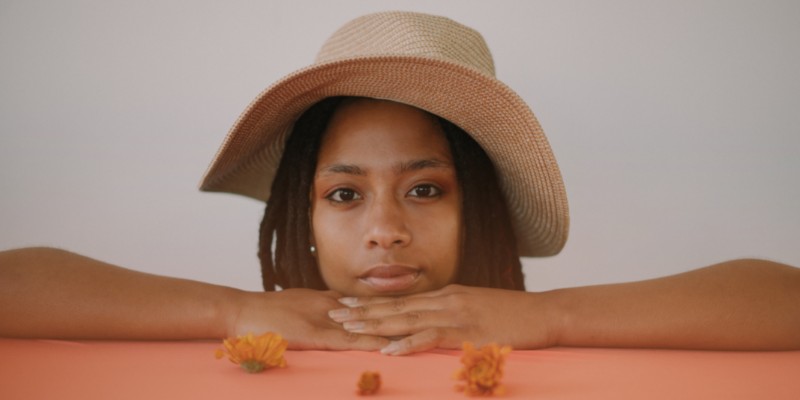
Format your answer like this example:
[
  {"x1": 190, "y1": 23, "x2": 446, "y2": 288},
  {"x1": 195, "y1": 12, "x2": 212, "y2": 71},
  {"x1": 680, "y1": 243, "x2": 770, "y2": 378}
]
[
  {"x1": 345, "y1": 331, "x2": 360, "y2": 343},
  {"x1": 430, "y1": 327, "x2": 445, "y2": 340},
  {"x1": 356, "y1": 305, "x2": 370, "y2": 318},
  {"x1": 426, "y1": 327, "x2": 448, "y2": 346},
  {"x1": 445, "y1": 294, "x2": 464, "y2": 308},
  {"x1": 401, "y1": 335, "x2": 415, "y2": 351},
  {"x1": 453, "y1": 307, "x2": 471, "y2": 322},
  {"x1": 412, "y1": 329, "x2": 444, "y2": 351},
  {"x1": 405, "y1": 311, "x2": 422, "y2": 326},
  {"x1": 391, "y1": 298, "x2": 406, "y2": 312}
]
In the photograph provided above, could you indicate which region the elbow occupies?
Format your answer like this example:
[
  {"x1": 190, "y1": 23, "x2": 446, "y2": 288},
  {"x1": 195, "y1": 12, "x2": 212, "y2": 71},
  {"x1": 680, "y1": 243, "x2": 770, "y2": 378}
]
[
  {"x1": 0, "y1": 247, "x2": 76, "y2": 270},
  {"x1": 712, "y1": 258, "x2": 799, "y2": 274}
]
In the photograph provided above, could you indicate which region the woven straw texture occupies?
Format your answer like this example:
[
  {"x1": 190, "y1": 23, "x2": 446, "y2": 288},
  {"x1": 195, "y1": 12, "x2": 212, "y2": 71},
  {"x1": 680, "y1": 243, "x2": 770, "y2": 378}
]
[{"x1": 200, "y1": 11, "x2": 569, "y2": 257}]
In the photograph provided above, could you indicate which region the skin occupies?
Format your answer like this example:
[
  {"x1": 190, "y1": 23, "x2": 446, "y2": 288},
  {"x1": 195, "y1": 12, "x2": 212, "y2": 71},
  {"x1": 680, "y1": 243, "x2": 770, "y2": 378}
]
[
  {"x1": 311, "y1": 99, "x2": 461, "y2": 297},
  {"x1": 328, "y1": 259, "x2": 800, "y2": 355},
  {"x1": 1, "y1": 100, "x2": 799, "y2": 354},
  {"x1": 0, "y1": 247, "x2": 389, "y2": 350},
  {"x1": 310, "y1": 101, "x2": 800, "y2": 355}
]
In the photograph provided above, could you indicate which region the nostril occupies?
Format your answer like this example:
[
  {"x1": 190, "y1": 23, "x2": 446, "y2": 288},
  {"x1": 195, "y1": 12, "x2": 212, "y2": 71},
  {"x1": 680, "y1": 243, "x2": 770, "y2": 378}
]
[
  {"x1": 366, "y1": 234, "x2": 410, "y2": 249},
  {"x1": 363, "y1": 209, "x2": 412, "y2": 248}
]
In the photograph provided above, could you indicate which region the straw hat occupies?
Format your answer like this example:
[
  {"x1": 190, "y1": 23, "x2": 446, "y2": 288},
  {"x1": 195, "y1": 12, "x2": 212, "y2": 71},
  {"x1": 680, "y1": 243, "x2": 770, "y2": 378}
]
[{"x1": 200, "y1": 11, "x2": 569, "y2": 257}]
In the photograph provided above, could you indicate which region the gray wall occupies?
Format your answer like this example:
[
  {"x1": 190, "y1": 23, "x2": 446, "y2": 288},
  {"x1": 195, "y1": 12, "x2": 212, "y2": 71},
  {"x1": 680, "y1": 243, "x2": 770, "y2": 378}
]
[{"x1": 2, "y1": 0, "x2": 798, "y2": 291}]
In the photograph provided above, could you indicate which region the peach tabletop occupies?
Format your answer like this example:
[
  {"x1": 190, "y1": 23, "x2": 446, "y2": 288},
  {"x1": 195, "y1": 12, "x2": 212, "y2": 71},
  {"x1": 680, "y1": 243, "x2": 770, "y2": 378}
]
[{"x1": 2, "y1": 339, "x2": 798, "y2": 399}]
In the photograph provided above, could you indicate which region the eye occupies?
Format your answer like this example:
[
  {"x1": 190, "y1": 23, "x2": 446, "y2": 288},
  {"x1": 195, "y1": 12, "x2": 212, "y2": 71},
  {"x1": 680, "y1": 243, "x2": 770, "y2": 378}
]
[
  {"x1": 407, "y1": 184, "x2": 441, "y2": 198},
  {"x1": 326, "y1": 188, "x2": 362, "y2": 203}
]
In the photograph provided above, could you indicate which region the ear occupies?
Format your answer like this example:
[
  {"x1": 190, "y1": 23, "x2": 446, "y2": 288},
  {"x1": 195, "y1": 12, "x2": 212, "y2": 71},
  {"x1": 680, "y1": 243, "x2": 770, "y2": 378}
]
[{"x1": 307, "y1": 195, "x2": 317, "y2": 257}]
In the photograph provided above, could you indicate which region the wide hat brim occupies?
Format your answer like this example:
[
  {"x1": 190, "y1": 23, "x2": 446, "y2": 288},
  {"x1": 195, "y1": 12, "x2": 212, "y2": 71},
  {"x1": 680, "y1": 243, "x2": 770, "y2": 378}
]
[{"x1": 200, "y1": 54, "x2": 569, "y2": 257}]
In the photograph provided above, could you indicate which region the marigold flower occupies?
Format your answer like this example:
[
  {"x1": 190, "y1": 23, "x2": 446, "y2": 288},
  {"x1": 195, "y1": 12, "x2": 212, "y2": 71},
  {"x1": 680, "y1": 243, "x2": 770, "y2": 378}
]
[
  {"x1": 215, "y1": 332, "x2": 288, "y2": 373},
  {"x1": 454, "y1": 342, "x2": 511, "y2": 396},
  {"x1": 356, "y1": 371, "x2": 381, "y2": 395}
]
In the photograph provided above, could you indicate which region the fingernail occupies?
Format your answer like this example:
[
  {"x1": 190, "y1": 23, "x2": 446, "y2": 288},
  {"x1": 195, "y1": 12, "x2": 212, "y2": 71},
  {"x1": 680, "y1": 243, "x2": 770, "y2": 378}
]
[
  {"x1": 338, "y1": 297, "x2": 358, "y2": 306},
  {"x1": 380, "y1": 341, "x2": 401, "y2": 355},
  {"x1": 343, "y1": 321, "x2": 365, "y2": 332},
  {"x1": 328, "y1": 308, "x2": 350, "y2": 321}
]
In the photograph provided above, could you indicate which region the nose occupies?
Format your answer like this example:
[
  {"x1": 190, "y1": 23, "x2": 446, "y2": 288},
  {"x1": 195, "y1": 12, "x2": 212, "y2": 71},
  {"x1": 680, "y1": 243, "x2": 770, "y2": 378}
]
[{"x1": 363, "y1": 195, "x2": 411, "y2": 249}]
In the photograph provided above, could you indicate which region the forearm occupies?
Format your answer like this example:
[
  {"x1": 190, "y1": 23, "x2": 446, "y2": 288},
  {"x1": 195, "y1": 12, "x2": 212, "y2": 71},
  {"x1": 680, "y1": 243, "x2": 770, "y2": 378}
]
[
  {"x1": 544, "y1": 259, "x2": 800, "y2": 350},
  {"x1": 0, "y1": 247, "x2": 241, "y2": 340}
]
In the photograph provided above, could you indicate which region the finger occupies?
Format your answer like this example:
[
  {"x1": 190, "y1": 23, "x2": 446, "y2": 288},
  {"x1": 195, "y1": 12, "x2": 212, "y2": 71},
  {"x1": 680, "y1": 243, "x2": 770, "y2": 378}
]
[
  {"x1": 341, "y1": 309, "x2": 457, "y2": 337},
  {"x1": 329, "y1": 296, "x2": 443, "y2": 323},
  {"x1": 337, "y1": 286, "x2": 455, "y2": 307},
  {"x1": 299, "y1": 329, "x2": 390, "y2": 351},
  {"x1": 337, "y1": 295, "x2": 395, "y2": 307},
  {"x1": 379, "y1": 328, "x2": 451, "y2": 356}
]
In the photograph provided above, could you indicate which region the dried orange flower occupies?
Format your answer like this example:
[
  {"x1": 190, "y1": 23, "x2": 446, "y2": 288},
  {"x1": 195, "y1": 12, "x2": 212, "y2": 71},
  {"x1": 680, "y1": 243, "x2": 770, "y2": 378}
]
[
  {"x1": 357, "y1": 371, "x2": 382, "y2": 395},
  {"x1": 215, "y1": 332, "x2": 288, "y2": 373},
  {"x1": 454, "y1": 342, "x2": 511, "y2": 396}
]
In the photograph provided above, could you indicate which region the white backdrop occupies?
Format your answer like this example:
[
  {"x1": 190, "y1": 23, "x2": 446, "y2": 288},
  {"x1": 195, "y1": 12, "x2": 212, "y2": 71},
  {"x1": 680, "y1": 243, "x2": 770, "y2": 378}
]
[{"x1": 2, "y1": 1, "x2": 798, "y2": 292}]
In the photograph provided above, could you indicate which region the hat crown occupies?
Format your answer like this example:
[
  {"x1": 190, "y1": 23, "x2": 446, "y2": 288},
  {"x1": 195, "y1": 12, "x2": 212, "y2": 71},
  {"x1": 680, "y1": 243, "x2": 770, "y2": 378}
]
[{"x1": 316, "y1": 11, "x2": 496, "y2": 77}]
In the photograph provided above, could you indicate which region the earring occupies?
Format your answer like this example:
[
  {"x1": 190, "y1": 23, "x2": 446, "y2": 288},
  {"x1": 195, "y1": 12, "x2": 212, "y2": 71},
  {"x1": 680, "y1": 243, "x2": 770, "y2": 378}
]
[{"x1": 310, "y1": 245, "x2": 317, "y2": 256}]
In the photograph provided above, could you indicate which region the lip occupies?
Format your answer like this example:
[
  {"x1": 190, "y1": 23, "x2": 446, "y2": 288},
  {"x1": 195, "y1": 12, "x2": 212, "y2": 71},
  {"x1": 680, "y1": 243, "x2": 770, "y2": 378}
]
[{"x1": 358, "y1": 265, "x2": 421, "y2": 293}]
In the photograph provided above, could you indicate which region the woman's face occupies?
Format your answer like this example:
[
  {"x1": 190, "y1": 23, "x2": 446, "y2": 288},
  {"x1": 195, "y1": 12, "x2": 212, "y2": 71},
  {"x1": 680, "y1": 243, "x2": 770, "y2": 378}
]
[{"x1": 311, "y1": 99, "x2": 461, "y2": 297}]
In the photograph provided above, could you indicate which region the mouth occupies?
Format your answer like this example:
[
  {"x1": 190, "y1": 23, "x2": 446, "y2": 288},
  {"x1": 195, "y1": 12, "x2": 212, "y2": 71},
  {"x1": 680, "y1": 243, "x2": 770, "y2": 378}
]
[{"x1": 358, "y1": 265, "x2": 421, "y2": 293}]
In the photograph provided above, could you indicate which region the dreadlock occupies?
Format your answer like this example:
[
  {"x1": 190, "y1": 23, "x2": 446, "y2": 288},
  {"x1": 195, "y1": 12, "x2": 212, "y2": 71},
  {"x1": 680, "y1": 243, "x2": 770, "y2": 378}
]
[
  {"x1": 258, "y1": 97, "x2": 343, "y2": 291},
  {"x1": 437, "y1": 117, "x2": 525, "y2": 290},
  {"x1": 259, "y1": 97, "x2": 525, "y2": 291}
]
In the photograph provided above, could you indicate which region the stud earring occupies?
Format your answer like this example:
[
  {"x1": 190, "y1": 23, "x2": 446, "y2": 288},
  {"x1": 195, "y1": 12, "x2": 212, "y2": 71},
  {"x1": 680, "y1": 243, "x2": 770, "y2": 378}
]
[{"x1": 310, "y1": 245, "x2": 317, "y2": 256}]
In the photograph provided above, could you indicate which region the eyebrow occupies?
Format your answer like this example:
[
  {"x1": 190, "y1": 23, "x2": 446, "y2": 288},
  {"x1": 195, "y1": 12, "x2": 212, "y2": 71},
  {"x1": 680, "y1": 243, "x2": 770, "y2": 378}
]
[
  {"x1": 396, "y1": 158, "x2": 452, "y2": 173},
  {"x1": 318, "y1": 158, "x2": 453, "y2": 177},
  {"x1": 319, "y1": 164, "x2": 366, "y2": 176}
]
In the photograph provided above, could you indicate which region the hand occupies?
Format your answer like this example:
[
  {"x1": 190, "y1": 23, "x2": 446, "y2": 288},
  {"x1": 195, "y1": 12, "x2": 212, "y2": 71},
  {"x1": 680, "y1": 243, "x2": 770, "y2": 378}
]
[
  {"x1": 327, "y1": 284, "x2": 558, "y2": 355},
  {"x1": 229, "y1": 288, "x2": 391, "y2": 351}
]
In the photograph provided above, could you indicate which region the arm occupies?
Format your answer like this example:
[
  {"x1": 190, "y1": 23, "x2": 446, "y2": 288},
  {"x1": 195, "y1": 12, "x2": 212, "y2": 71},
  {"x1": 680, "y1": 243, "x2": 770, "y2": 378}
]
[
  {"x1": 0, "y1": 247, "x2": 388, "y2": 350},
  {"x1": 551, "y1": 258, "x2": 800, "y2": 350},
  {"x1": 0, "y1": 247, "x2": 232, "y2": 339},
  {"x1": 328, "y1": 259, "x2": 800, "y2": 354}
]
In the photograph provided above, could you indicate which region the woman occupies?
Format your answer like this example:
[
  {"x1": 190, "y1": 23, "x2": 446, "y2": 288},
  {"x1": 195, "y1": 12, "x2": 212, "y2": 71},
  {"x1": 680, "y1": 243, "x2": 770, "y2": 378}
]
[
  {"x1": 259, "y1": 96, "x2": 522, "y2": 293},
  {"x1": 1, "y1": 12, "x2": 798, "y2": 355}
]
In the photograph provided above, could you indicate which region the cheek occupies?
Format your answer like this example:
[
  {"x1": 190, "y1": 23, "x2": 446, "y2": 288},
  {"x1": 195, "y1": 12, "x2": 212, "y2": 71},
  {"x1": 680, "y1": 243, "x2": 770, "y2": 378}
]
[
  {"x1": 441, "y1": 218, "x2": 462, "y2": 282},
  {"x1": 311, "y1": 210, "x2": 355, "y2": 289},
  {"x1": 419, "y1": 203, "x2": 461, "y2": 284}
]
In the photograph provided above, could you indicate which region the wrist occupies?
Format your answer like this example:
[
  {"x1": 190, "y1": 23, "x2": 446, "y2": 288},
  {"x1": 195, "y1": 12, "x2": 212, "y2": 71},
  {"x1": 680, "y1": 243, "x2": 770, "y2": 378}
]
[
  {"x1": 216, "y1": 286, "x2": 248, "y2": 338},
  {"x1": 537, "y1": 289, "x2": 568, "y2": 348}
]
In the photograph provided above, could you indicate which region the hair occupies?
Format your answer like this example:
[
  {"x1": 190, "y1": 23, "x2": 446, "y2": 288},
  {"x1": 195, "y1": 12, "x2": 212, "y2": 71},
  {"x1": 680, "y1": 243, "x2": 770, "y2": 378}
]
[{"x1": 258, "y1": 97, "x2": 525, "y2": 292}]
